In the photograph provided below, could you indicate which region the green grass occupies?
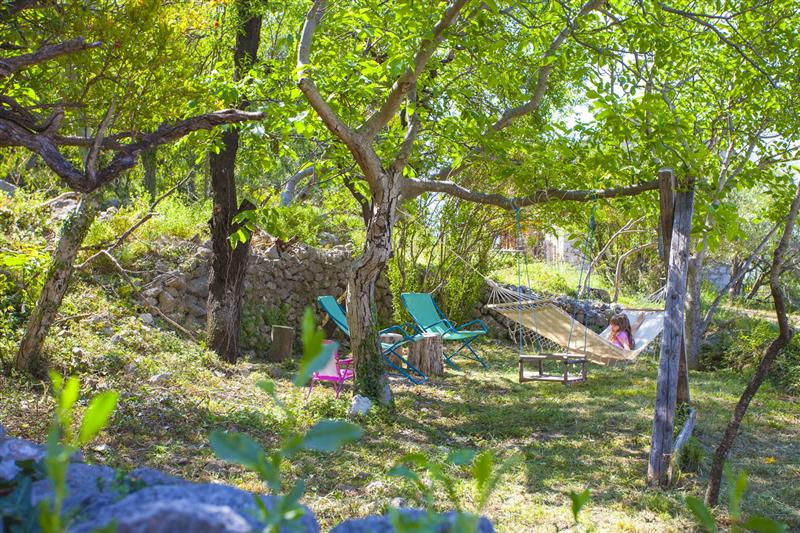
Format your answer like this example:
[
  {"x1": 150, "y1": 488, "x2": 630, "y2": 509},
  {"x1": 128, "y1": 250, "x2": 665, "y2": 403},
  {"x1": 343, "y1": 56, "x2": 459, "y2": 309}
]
[{"x1": 2, "y1": 280, "x2": 799, "y2": 531}]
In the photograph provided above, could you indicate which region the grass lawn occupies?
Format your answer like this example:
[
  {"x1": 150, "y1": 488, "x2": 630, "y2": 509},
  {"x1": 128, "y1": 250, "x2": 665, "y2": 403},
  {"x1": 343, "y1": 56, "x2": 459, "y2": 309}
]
[{"x1": 2, "y1": 297, "x2": 798, "y2": 531}]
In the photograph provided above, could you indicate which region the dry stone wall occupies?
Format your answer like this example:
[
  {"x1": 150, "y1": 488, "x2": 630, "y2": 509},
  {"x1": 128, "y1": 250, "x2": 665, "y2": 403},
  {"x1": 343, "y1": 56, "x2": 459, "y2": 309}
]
[{"x1": 140, "y1": 240, "x2": 393, "y2": 353}]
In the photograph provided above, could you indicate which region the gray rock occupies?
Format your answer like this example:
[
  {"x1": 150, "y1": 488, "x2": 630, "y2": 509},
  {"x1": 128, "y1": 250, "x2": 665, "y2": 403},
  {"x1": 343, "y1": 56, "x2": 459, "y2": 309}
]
[
  {"x1": 185, "y1": 299, "x2": 207, "y2": 318},
  {"x1": 72, "y1": 501, "x2": 252, "y2": 533},
  {"x1": 0, "y1": 179, "x2": 16, "y2": 197},
  {"x1": 330, "y1": 510, "x2": 494, "y2": 533},
  {"x1": 196, "y1": 247, "x2": 213, "y2": 260},
  {"x1": 187, "y1": 276, "x2": 208, "y2": 297},
  {"x1": 0, "y1": 437, "x2": 46, "y2": 464},
  {"x1": 0, "y1": 459, "x2": 20, "y2": 480},
  {"x1": 148, "y1": 372, "x2": 173, "y2": 384},
  {"x1": 126, "y1": 467, "x2": 189, "y2": 488},
  {"x1": 348, "y1": 395, "x2": 372, "y2": 418},
  {"x1": 138, "y1": 313, "x2": 155, "y2": 326},
  {"x1": 69, "y1": 483, "x2": 318, "y2": 533},
  {"x1": 31, "y1": 463, "x2": 116, "y2": 516},
  {"x1": 158, "y1": 291, "x2": 177, "y2": 313}
]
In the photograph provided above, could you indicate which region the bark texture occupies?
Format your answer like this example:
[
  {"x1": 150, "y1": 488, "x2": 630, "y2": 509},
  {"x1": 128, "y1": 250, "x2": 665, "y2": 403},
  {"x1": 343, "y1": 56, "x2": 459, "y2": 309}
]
[
  {"x1": 647, "y1": 187, "x2": 695, "y2": 487},
  {"x1": 15, "y1": 193, "x2": 100, "y2": 372},
  {"x1": 205, "y1": 1, "x2": 262, "y2": 363},
  {"x1": 704, "y1": 181, "x2": 800, "y2": 506}
]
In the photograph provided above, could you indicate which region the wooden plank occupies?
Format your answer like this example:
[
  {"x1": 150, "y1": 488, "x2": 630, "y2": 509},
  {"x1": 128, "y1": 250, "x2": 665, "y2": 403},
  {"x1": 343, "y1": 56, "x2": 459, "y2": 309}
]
[
  {"x1": 648, "y1": 186, "x2": 695, "y2": 487},
  {"x1": 668, "y1": 408, "x2": 697, "y2": 484},
  {"x1": 658, "y1": 168, "x2": 676, "y2": 266},
  {"x1": 520, "y1": 373, "x2": 586, "y2": 384}
]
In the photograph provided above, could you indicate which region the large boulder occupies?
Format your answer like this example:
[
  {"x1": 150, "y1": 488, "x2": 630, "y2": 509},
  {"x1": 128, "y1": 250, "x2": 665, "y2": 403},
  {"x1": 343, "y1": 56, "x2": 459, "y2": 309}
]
[
  {"x1": 71, "y1": 501, "x2": 252, "y2": 533},
  {"x1": 31, "y1": 463, "x2": 116, "y2": 516},
  {"x1": 68, "y1": 483, "x2": 319, "y2": 533}
]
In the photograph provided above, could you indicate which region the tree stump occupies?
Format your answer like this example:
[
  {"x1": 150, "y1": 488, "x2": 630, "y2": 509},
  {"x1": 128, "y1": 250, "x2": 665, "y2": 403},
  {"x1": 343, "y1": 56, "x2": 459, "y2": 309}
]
[
  {"x1": 409, "y1": 333, "x2": 444, "y2": 377},
  {"x1": 269, "y1": 325, "x2": 294, "y2": 362},
  {"x1": 380, "y1": 333, "x2": 405, "y2": 367}
]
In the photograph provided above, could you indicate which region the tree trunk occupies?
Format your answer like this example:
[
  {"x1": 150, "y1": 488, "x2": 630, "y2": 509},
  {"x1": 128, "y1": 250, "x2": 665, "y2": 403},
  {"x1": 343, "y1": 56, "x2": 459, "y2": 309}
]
[
  {"x1": 205, "y1": 3, "x2": 261, "y2": 363},
  {"x1": 142, "y1": 146, "x2": 157, "y2": 201},
  {"x1": 648, "y1": 187, "x2": 694, "y2": 487},
  {"x1": 705, "y1": 181, "x2": 800, "y2": 506},
  {"x1": 684, "y1": 245, "x2": 706, "y2": 369},
  {"x1": 346, "y1": 172, "x2": 400, "y2": 405},
  {"x1": 15, "y1": 193, "x2": 100, "y2": 372}
]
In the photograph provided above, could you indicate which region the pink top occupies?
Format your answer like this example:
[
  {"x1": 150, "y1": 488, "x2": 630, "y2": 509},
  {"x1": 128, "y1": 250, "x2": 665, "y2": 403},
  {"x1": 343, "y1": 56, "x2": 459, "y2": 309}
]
[{"x1": 611, "y1": 330, "x2": 630, "y2": 349}]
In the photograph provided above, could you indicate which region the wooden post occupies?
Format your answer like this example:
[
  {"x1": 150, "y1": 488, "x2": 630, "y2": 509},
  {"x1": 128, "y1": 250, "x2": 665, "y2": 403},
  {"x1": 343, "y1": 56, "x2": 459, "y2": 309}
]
[
  {"x1": 648, "y1": 185, "x2": 694, "y2": 487},
  {"x1": 409, "y1": 333, "x2": 444, "y2": 377},
  {"x1": 269, "y1": 325, "x2": 294, "y2": 362},
  {"x1": 658, "y1": 169, "x2": 675, "y2": 266}
]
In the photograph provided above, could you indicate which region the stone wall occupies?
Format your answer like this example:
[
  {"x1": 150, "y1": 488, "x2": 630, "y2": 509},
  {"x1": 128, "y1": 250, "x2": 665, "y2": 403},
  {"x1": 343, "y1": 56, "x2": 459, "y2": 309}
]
[{"x1": 140, "y1": 239, "x2": 393, "y2": 353}]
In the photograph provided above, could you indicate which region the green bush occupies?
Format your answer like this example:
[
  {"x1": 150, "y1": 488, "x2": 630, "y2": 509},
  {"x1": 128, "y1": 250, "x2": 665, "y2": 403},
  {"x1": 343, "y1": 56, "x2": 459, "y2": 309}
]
[{"x1": 701, "y1": 311, "x2": 800, "y2": 394}]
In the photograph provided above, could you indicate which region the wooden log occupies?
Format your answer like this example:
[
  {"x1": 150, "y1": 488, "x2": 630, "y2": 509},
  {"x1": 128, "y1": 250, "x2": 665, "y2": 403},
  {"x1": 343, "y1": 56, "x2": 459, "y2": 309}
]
[
  {"x1": 269, "y1": 325, "x2": 294, "y2": 362},
  {"x1": 409, "y1": 333, "x2": 444, "y2": 377},
  {"x1": 668, "y1": 407, "x2": 697, "y2": 484},
  {"x1": 648, "y1": 184, "x2": 695, "y2": 487}
]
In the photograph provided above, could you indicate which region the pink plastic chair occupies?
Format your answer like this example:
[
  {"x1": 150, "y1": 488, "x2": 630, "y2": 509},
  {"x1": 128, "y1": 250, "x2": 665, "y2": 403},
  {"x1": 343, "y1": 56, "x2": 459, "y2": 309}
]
[{"x1": 306, "y1": 340, "x2": 353, "y2": 399}]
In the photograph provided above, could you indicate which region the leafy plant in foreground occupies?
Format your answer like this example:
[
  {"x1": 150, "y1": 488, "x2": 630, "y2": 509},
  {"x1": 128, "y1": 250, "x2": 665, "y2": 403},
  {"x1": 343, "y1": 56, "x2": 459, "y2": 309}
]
[
  {"x1": 387, "y1": 448, "x2": 521, "y2": 532},
  {"x1": 686, "y1": 466, "x2": 786, "y2": 533},
  {"x1": 42, "y1": 373, "x2": 118, "y2": 533},
  {"x1": 209, "y1": 308, "x2": 363, "y2": 533}
]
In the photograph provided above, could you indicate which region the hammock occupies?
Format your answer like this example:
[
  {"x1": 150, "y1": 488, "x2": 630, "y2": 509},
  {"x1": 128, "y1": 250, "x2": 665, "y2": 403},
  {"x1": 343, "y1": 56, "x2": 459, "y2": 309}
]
[{"x1": 486, "y1": 281, "x2": 665, "y2": 365}]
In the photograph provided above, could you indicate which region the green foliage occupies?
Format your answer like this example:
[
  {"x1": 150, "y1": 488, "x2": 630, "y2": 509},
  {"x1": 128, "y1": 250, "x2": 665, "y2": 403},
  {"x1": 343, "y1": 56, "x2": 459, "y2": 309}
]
[
  {"x1": 41, "y1": 373, "x2": 118, "y2": 533},
  {"x1": 231, "y1": 200, "x2": 326, "y2": 248},
  {"x1": 568, "y1": 489, "x2": 591, "y2": 524},
  {"x1": 209, "y1": 310, "x2": 362, "y2": 533},
  {"x1": 678, "y1": 437, "x2": 706, "y2": 474},
  {"x1": 386, "y1": 449, "x2": 520, "y2": 532},
  {"x1": 686, "y1": 467, "x2": 786, "y2": 533},
  {"x1": 701, "y1": 311, "x2": 800, "y2": 393}
]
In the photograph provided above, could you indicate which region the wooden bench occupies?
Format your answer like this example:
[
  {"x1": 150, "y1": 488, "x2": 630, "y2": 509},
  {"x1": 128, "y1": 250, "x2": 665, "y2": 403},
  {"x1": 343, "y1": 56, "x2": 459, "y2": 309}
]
[{"x1": 518, "y1": 353, "x2": 587, "y2": 385}]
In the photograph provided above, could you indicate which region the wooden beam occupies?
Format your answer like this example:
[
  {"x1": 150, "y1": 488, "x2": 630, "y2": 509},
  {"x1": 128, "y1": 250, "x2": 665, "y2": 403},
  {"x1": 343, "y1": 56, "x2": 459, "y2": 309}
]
[
  {"x1": 648, "y1": 186, "x2": 695, "y2": 487},
  {"x1": 658, "y1": 168, "x2": 675, "y2": 266}
]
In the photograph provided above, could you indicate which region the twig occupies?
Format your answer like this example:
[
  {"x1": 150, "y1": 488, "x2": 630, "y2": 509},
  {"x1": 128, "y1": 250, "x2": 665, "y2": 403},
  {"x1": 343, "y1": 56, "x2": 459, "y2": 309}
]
[
  {"x1": 99, "y1": 250, "x2": 197, "y2": 341},
  {"x1": 77, "y1": 171, "x2": 194, "y2": 267}
]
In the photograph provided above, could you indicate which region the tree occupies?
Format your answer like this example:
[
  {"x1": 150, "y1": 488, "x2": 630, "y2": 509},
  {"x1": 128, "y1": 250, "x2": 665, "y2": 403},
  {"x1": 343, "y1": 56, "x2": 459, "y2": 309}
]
[
  {"x1": 205, "y1": 0, "x2": 263, "y2": 363},
  {"x1": 705, "y1": 177, "x2": 800, "y2": 506},
  {"x1": 297, "y1": 0, "x2": 665, "y2": 402},
  {"x1": 1, "y1": 1, "x2": 264, "y2": 371}
]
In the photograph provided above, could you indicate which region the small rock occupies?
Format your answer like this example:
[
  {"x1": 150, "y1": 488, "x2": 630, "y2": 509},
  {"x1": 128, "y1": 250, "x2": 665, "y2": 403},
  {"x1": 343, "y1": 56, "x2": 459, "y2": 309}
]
[
  {"x1": 148, "y1": 372, "x2": 173, "y2": 384},
  {"x1": 348, "y1": 395, "x2": 372, "y2": 418},
  {"x1": 196, "y1": 247, "x2": 213, "y2": 259},
  {"x1": 110, "y1": 334, "x2": 124, "y2": 344},
  {"x1": 72, "y1": 347, "x2": 85, "y2": 358},
  {"x1": 0, "y1": 179, "x2": 16, "y2": 197},
  {"x1": 390, "y1": 497, "x2": 407, "y2": 508},
  {"x1": 139, "y1": 313, "x2": 155, "y2": 326}
]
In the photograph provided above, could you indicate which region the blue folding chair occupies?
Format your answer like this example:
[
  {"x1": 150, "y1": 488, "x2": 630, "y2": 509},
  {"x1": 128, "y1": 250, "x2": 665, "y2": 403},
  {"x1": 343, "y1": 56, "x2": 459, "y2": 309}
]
[
  {"x1": 317, "y1": 295, "x2": 428, "y2": 385},
  {"x1": 400, "y1": 292, "x2": 488, "y2": 370}
]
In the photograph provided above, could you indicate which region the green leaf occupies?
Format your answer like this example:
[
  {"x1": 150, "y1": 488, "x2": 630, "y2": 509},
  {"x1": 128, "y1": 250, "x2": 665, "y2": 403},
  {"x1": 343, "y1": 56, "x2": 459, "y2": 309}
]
[
  {"x1": 568, "y1": 489, "x2": 590, "y2": 524},
  {"x1": 387, "y1": 465, "x2": 421, "y2": 484},
  {"x1": 293, "y1": 307, "x2": 327, "y2": 387},
  {"x1": 301, "y1": 420, "x2": 363, "y2": 452},
  {"x1": 60, "y1": 377, "x2": 80, "y2": 414},
  {"x1": 729, "y1": 468, "x2": 748, "y2": 520},
  {"x1": 447, "y1": 449, "x2": 476, "y2": 466},
  {"x1": 739, "y1": 516, "x2": 787, "y2": 533},
  {"x1": 209, "y1": 430, "x2": 265, "y2": 471},
  {"x1": 471, "y1": 450, "x2": 493, "y2": 495},
  {"x1": 686, "y1": 496, "x2": 717, "y2": 532},
  {"x1": 78, "y1": 391, "x2": 119, "y2": 445}
]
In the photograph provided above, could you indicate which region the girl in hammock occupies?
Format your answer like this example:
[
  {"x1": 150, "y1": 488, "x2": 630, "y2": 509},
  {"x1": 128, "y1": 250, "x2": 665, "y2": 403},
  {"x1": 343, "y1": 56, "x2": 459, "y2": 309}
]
[
  {"x1": 608, "y1": 312, "x2": 648, "y2": 349},
  {"x1": 609, "y1": 313, "x2": 635, "y2": 350}
]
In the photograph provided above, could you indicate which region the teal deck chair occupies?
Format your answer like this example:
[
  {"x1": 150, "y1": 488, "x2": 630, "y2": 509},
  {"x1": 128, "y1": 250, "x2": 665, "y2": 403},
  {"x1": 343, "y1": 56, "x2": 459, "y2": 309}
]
[
  {"x1": 317, "y1": 295, "x2": 428, "y2": 385},
  {"x1": 400, "y1": 292, "x2": 488, "y2": 370}
]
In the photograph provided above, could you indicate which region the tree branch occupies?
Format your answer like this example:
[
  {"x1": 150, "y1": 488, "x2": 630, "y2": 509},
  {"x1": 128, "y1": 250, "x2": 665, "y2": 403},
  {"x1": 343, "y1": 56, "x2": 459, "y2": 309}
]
[
  {"x1": 401, "y1": 176, "x2": 658, "y2": 209},
  {"x1": 297, "y1": 0, "x2": 358, "y2": 149},
  {"x1": 492, "y1": 0, "x2": 606, "y2": 131},
  {"x1": 359, "y1": 0, "x2": 470, "y2": 140},
  {"x1": 85, "y1": 102, "x2": 115, "y2": 181},
  {"x1": 0, "y1": 37, "x2": 101, "y2": 78},
  {"x1": 0, "y1": 108, "x2": 265, "y2": 192},
  {"x1": 658, "y1": 2, "x2": 778, "y2": 89}
]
